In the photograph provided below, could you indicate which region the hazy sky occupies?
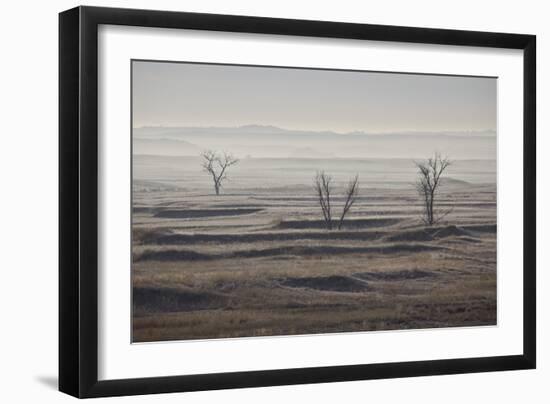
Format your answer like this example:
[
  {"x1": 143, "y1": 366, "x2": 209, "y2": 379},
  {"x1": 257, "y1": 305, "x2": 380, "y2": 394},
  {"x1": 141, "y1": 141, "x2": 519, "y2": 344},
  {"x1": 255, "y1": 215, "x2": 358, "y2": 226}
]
[{"x1": 132, "y1": 60, "x2": 496, "y2": 133}]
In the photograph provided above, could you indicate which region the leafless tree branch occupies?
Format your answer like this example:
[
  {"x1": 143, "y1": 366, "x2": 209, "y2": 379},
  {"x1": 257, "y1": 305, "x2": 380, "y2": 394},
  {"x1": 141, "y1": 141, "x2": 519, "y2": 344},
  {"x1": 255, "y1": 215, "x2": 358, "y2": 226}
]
[
  {"x1": 338, "y1": 175, "x2": 359, "y2": 230},
  {"x1": 415, "y1": 152, "x2": 451, "y2": 226},
  {"x1": 314, "y1": 171, "x2": 333, "y2": 230},
  {"x1": 314, "y1": 172, "x2": 360, "y2": 230},
  {"x1": 201, "y1": 150, "x2": 239, "y2": 195}
]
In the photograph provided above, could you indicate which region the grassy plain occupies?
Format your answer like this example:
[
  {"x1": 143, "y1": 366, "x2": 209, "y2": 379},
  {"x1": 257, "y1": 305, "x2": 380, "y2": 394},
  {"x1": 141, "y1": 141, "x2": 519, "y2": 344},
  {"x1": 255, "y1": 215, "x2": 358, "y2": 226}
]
[{"x1": 132, "y1": 156, "x2": 497, "y2": 342}]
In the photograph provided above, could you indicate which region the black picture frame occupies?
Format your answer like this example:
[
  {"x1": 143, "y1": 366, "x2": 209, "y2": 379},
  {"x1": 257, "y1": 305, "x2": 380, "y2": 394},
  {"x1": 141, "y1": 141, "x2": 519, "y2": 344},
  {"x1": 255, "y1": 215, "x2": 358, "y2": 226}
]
[{"x1": 59, "y1": 5, "x2": 536, "y2": 398}]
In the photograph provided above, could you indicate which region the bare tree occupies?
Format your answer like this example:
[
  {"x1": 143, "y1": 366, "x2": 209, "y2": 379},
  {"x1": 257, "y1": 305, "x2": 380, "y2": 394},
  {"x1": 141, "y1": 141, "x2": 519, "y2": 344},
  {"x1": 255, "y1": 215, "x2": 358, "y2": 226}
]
[
  {"x1": 337, "y1": 175, "x2": 359, "y2": 230},
  {"x1": 314, "y1": 171, "x2": 334, "y2": 230},
  {"x1": 314, "y1": 172, "x2": 360, "y2": 230},
  {"x1": 201, "y1": 150, "x2": 239, "y2": 195},
  {"x1": 415, "y1": 152, "x2": 451, "y2": 226}
]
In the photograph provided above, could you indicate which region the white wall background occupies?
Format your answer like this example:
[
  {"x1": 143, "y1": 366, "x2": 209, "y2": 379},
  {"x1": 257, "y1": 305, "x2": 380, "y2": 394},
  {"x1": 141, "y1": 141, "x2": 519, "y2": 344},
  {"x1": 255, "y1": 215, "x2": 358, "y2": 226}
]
[{"x1": 0, "y1": 0, "x2": 546, "y2": 402}]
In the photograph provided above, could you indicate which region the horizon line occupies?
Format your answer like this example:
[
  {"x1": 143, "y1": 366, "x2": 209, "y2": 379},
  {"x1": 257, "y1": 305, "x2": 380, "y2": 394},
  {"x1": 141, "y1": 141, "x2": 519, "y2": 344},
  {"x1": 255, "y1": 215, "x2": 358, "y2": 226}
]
[{"x1": 132, "y1": 123, "x2": 497, "y2": 136}]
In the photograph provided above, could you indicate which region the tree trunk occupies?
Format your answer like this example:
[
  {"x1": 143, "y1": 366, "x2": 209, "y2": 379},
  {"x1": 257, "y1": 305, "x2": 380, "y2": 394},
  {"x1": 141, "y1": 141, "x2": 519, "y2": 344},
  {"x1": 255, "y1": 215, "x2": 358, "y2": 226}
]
[{"x1": 428, "y1": 191, "x2": 435, "y2": 225}]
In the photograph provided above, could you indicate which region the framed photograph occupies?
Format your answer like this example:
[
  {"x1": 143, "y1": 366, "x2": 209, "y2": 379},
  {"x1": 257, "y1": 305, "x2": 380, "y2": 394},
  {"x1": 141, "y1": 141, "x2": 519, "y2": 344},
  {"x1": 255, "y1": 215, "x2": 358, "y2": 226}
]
[{"x1": 59, "y1": 6, "x2": 536, "y2": 398}]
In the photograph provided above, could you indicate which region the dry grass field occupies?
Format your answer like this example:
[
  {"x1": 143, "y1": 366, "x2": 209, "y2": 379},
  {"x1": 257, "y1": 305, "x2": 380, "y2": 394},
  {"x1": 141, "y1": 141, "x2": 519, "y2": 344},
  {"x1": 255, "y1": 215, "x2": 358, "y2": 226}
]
[{"x1": 132, "y1": 156, "x2": 496, "y2": 342}]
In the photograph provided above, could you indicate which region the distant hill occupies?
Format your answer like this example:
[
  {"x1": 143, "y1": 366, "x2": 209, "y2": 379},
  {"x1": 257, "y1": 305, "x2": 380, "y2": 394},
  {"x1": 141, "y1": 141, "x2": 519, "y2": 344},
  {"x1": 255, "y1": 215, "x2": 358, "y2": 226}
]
[
  {"x1": 133, "y1": 138, "x2": 200, "y2": 156},
  {"x1": 133, "y1": 125, "x2": 496, "y2": 160}
]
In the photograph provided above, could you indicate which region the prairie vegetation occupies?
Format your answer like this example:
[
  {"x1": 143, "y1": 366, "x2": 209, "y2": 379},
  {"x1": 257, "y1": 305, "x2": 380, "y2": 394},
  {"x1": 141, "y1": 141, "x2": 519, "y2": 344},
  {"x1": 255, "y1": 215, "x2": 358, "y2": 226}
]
[{"x1": 132, "y1": 155, "x2": 496, "y2": 342}]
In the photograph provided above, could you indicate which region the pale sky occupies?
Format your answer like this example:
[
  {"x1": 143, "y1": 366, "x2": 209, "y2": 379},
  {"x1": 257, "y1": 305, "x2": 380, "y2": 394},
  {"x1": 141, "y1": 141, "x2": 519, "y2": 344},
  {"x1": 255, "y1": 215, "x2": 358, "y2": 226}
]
[{"x1": 132, "y1": 60, "x2": 496, "y2": 133}]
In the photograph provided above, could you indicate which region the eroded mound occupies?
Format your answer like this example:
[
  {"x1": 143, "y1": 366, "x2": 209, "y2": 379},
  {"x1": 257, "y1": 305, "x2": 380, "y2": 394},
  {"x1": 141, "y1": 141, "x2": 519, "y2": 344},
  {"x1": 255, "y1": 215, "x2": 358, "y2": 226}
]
[
  {"x1": 280, "y1": 275, "x2": 369, "y2": 292},
  {"x1": 135, "y1": 243, "x2": 445, "y2": 262},
  {"x1": 354, "y1": 269, "x2": 436, "y2": 281},
  {"x1": 135, "y1": 249, "x2": 212, "y2": 262},
  {"x1": 133, "y1": 287, "x2": 223, "y2": 313},
  {"x1": 153, "y1": 230, "x2": 385, "y2": 245},
  {"x1": 431, "y1": 225, "x2": 471, "y2": 238},
  {"x1": 386, "y1": 229, "x2": 433, "y2": 242},
  {"x1": 276, "y1": 217, "x2": 401, "y2": 230},
  {"x1": 462, "y1": 224, "x2": 496, "y2": 233},
  {"x1": 154, "y1": 208, "x2": 263, "y2": 219}
]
